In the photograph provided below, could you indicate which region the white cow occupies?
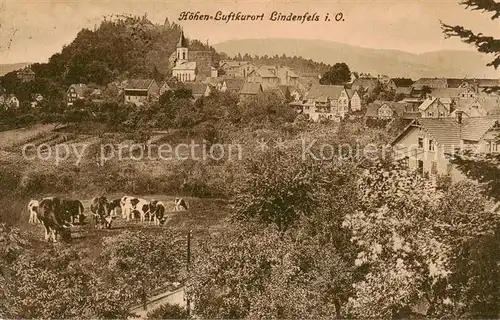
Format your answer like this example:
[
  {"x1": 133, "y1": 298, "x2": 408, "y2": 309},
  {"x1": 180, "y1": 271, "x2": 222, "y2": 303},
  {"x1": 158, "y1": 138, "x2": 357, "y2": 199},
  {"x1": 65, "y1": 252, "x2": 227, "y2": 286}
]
[
  {"x1": 120, "y1": 196, "x2": 131, "y2": 219},
  {"x1": 123, "y1": 197, "x2": 150, "y2": 222},
  {"x1": 27, "y1": 199, "x2": 40, "y2": 224},
  {"x1": 173, "y1": 198, "x2": 188, "y2": 212}
]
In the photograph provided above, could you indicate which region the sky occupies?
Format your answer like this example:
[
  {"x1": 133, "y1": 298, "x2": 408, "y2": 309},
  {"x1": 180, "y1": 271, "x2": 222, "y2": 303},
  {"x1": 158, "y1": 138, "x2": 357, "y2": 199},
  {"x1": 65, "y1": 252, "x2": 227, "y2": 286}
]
[{"x1": 1, "y1": 0, "x2": 499, "y2": 64}]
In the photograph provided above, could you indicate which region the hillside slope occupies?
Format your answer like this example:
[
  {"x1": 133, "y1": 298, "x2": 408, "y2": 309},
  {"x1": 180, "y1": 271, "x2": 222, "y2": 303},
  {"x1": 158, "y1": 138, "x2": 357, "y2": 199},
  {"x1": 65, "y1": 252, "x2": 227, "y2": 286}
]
[{"x1": 214, "y1": 38, "x2": 498, "y2": 79}]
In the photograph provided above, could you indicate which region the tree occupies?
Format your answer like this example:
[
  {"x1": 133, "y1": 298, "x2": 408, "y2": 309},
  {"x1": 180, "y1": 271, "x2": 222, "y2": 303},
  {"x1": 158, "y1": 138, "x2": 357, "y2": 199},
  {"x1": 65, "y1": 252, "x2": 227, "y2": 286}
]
[
  {"x1": 319, "y1": 63, "x2": 351, "y2": 85},
  {"x1": 343, "y1": 163, "x2": 500, "y2": 318},
  {"x1": 441, "y1": 0, "x2": 500, "y2": 70}
]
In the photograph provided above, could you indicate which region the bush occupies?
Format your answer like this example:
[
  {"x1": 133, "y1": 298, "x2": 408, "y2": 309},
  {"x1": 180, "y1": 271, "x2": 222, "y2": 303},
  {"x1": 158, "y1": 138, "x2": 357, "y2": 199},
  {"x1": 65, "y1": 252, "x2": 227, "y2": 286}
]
[{"x1": 147, "y1": 303, "x2": 188, "y2": 320}]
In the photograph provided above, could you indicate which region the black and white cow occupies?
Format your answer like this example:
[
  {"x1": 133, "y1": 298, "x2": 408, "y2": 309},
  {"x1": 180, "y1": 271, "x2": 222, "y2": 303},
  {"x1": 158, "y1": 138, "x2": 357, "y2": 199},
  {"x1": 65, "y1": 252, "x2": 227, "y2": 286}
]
[
  {"x1": 27, "y1": 199, "x2": 41, "y2": 224},
  {"x1": 61, "y1": 199, "x2": 85, "y2": 225},
  {"x1": 148, "y1": 200, "x2": 167, "y2": 226},
  {"x1": 108, "y1": 198, "x2": 122, "y2": 217},
  {"x1": 90, "y1": 196, "x2": 113, "y2": 229},
  {"x1": 173, "y1": 197, "x2": 188, "y2": 212},
  {"x1": 127, "y1": 197, "x2": 150, "y2": 222},
  {"x1": 37, "y1": 197, "x2": 72, "y2": 243}
]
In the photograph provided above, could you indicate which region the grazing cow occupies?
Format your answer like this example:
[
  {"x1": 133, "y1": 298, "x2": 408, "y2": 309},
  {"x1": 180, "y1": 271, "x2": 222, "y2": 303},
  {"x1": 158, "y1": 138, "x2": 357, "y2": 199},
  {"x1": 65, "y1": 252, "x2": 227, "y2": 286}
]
[
  {"x1": 173, "y1": 198, "x2": 188, "y2": 212},
  {"x1": 108, "y1": 198, "x2": 122, "y2": 217},
  {"x1": 61, "y1": 199, "x2": 85, "y2": 225},
  {"x1": 126, "y1": 197, "x2": 150, "y2": 222},
  {"x1": 37, "y1": 197, "x2": 72, "y2": 243},
  {"x1": 90, "y1": 196, "x2": 113, "y2": 229},
  {"x1": 27, "y1": 199, "x2": 40, "y2": 224},
  {"x1": 148, "y1": 200, "x2": 167, "y2": 226}
]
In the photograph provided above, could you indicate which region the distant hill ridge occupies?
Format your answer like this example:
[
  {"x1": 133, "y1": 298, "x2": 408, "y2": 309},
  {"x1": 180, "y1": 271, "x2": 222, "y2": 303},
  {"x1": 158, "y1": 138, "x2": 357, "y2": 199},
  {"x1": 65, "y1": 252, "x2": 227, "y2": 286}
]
[{"x1": 213, "y1": 38, "x2": 499, "y2": 79}]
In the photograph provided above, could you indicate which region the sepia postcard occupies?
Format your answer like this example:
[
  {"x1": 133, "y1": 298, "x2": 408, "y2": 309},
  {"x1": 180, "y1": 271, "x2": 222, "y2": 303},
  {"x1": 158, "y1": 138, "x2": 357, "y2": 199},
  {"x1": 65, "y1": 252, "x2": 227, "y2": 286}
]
[{"x1": 0, "y1": 0, "x2": 499, "y2": 319}]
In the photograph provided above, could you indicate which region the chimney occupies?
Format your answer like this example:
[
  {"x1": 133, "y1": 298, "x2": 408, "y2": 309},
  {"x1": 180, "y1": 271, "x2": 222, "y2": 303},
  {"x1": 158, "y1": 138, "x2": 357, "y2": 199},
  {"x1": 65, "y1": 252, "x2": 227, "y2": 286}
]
[{"x1": 456, "y1": 110, "x2": 463, "y2": 124}]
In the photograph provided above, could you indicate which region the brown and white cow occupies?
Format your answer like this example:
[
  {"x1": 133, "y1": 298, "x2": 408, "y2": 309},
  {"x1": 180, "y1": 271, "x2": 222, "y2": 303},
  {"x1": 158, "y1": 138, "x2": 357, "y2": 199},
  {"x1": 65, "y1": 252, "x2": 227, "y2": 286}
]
[
  {"x1": 148, "y1": 200, "x2": 167, "y2": 226},
  {"x1": 173, "y1": 198, "x2": 188, "y2": 212},
  {"x1": 27, "y1": 199, "x2": 41, "y2": 224},
  {"x1": 90, "y1": 196, "x2": 113, "y2": 229},
  {"x1": 37, "y1": 197, "x2": 72, "y2": 243}
]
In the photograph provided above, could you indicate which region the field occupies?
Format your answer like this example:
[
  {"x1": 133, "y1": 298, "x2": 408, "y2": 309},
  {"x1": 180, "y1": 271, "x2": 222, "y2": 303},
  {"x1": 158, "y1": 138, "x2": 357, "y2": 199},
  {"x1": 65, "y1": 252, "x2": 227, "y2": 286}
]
[{"x1": 0, "y1": 124, "x2": 232, "y2": 254}]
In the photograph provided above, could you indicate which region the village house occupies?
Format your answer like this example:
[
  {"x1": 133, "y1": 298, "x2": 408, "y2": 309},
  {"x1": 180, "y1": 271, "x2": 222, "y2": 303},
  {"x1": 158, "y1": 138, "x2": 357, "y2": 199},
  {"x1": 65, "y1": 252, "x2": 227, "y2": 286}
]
[
  {"x1": 16, "y1": 66, "x2": 35, "y2": 83},
  {"x1": 220, "y1": 78, "x2": 245, "y2": 93},
  {"x1": 365, "y1": 101, "x2": 406, "y2": 120},
  {"x1": 276, "y1": 66, "x2": 300, "y2": 87},
  {"x1": 183, "y1": 82, "x2": 211, "y2": 99},
  {"x1": 124, "y1": 79, "x2": 159, "y2": 106},
  {"x1": 0, "y1": 94, "x2": 20, "y2": 109},
  {"x1": 239, "y1": 82, "x2": 263, "y2": 102},
  {"x1": 67, "y1": 84, "x2": 89, "y2": 106},
  {"x1": 220, "y1": 61, "x2": 258, "y2": 78},
  {"x1": 171, "y1": 31, "x2": 218, "y2": 82},
  {"x1": 450, "y1": 97, "x2": 500, "y2": 118},
  {"x1": 392, "y1": 115, "x2": 500, "y2": 182},
  {"x1": 347, "y1": 89, "x2": 362, "y2": 112},
  {"x1": 301, "y1": 85, "x2": 350, "y2": 121},
  {"x1": 418, "y1": 97, "x2": 450, "y2": 118},
  {"x1": 159, "y1": 81, "x2": 172, "y2": 96},
  {"x1": 246, "y1": 66, "x2": 280, "y2": 90},
  {"x1": 351, "y1": 77, "x2": 380, "y2": 93}
]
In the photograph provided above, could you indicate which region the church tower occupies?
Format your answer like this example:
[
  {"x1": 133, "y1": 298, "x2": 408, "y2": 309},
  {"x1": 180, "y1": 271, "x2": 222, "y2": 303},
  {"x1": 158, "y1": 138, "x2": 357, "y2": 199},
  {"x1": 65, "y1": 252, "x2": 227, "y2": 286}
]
[{"x1": 176, "y1": 29, "x2": 189, "y2": 64}]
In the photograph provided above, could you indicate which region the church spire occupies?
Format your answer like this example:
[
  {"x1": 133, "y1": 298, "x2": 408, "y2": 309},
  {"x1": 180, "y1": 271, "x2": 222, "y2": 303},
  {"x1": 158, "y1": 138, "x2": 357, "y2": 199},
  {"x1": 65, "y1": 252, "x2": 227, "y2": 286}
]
[{"x1": 177, "y1": 29, "x2": 188, "y2": 48}]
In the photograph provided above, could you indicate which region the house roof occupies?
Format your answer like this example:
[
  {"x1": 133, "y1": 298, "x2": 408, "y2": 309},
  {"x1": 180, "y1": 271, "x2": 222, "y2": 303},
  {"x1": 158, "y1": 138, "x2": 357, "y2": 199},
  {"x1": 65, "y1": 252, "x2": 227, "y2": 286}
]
[
  {"x1": 224, "y1": 78, "x2": 244, "y2": 91},
  {"x1": 402, "y1": 112, "x2": 422, "y2": 120},
  {"x1": 254, "y1": 66, "x2": 277, "y2": 78},
  {"x1": 447, "y1": 78, "x2": 500, "y2": 88},
  {"x1": 346, "y1": 89, "x2": 359, "y2": 98},
  {"x1": 173, "y1": 61, "x2": 197, "y2": 71},
  {"x1": 240, "y1": 82, "x2": 263, "y2": 95},
  {"x1": 365, "y1": 101, "x2": 407, "y2": 118},
  {"x1": 455, "y1": 98, "x2": 500, "y2": 116},
  {"x1": 17, "y1": 67, "x2": 35, "y2": 75},
  {"x1": 430, "y1": 88, "x2": 462, "y2": 99},
  {"x1": 396, "y1": 87, "x2": 412, "y2": 95},
  {"x1": 352, "y1": 77, "x2": 380, "y2": 89},
  {"x1": 394, "y1": 117, "x2": 500, "y2": 152},
  {"x1": 307, "y1": 85, "x2": 345, "y2": 100},
  {"x1": 125, "y1": 79, "x2": 155, "y2": 90},
  {"x1": 412, "y1": 78, "x2": 448, "y2": 89},
  {"x1": 183, "y1": 82, "x2": 209, "y2": 95},
  {"x1": 461, "y1": 117, "x2": 500, "y2": 141},
  {"x1": 392, "y1": 78, "x2": 414, "y2": 87},
  {"x1": 418, "y1": 98, "x2": 447, "y2": 111},
  {"x1": 160, "y1": 82, "x2": 172, "y2": 91}
]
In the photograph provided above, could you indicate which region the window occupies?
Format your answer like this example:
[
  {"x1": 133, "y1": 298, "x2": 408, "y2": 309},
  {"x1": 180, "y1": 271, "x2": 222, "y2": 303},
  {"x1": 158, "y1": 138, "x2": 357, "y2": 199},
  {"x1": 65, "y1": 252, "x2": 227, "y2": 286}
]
[
  {"x1": 428, "y1": 112, "x2": 433, "y2": 117},
  {"x1": 182, "y1": 52, "x2": 186, "y2": 60},
  {"x1": 489, "y1": 141, "x2": 499, "y2": 153},
  {"x1": 431, "y1": 161, "x2": 437, "y2": 175},
  {"x1": 439, "y1": 112, "x2": 444, "y2": 117},
  {"x1": 429, "y1": 139, "x2": 435, "y2": 151},
  {"x1": 418, "y1": 137, "x2": 424, "y2": 149}
]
